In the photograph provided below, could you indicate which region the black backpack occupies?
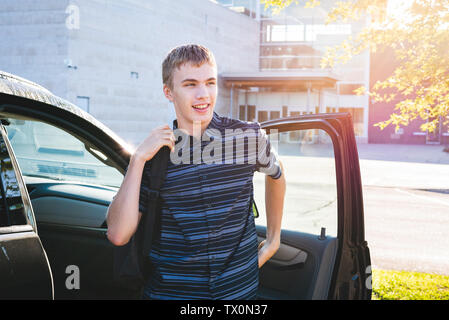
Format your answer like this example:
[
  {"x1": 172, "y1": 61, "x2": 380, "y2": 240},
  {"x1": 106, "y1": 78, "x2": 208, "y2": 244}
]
[{"x1": 112, "y1": 146, "x2": 170, "y2": 297}]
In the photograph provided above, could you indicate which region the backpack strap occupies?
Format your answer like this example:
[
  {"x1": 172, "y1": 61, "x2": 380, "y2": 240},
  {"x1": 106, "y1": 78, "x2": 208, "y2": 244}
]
[{"x1": 141, "y1": 146, "x2": 170, "y2": 257}]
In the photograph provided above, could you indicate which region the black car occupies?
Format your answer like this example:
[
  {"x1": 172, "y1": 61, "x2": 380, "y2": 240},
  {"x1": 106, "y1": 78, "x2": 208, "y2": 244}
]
[{"x1": 0, "y1": 70, "x2": 371, "y2": 299}]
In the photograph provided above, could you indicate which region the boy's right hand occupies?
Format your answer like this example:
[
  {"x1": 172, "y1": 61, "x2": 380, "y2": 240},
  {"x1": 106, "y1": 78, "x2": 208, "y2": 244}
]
[{"x1": 132, "y1": 124, "x2": 176, "y2": 163}]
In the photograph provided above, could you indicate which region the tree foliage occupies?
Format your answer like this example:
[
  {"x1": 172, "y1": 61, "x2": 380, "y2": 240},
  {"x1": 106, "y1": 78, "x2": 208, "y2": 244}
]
[{"x1": 261, "y1": 0, "x2": 449, "y2": 133}]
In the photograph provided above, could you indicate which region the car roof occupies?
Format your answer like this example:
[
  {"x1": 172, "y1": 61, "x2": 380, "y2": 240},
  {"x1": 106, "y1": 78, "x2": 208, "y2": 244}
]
[{"x1": 0, "y1": 70, "x2": 131, "y2": 152}]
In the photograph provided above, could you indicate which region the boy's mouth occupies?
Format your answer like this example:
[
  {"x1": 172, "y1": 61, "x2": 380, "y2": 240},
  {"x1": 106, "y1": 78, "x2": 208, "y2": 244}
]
[{"x1": 192, "y1": 103, "x2": 210, "y2": 112}]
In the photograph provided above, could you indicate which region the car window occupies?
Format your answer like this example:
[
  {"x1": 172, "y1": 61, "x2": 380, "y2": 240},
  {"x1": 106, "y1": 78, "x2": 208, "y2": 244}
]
[
  {"x1": 0, "y1": 128, "x2": 29, "y2": 227},
  {"x1": 5, "y1": 118, "x2": 123, "y2": 188},
  {"x1": 254, "y1": 128, "x2": 338, "y2": 237}
]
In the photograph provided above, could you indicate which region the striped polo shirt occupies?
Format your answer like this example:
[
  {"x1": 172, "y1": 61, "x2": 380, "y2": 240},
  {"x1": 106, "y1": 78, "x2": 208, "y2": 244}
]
[{"x1": 137, "y1": 112, "x2": 281, "y2": 300}]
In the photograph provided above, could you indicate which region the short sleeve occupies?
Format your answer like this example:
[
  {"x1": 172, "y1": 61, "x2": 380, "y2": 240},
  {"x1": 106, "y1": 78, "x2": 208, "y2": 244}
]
[
  {"x1": 255, "y1": 125, "x2": 282, "y2": 179},
  {"x1": 123, "y1": 161, "x2": 152, "y2": 215}
]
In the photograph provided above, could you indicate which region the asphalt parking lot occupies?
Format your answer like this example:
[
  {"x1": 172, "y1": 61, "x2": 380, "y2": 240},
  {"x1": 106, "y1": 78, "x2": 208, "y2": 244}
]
[
  {"x1": 358, "y1": 143, "x2": 449, "y2": 275},
  {"x1": 255, "y1": 142, "x2": 449, "y2": 275}
]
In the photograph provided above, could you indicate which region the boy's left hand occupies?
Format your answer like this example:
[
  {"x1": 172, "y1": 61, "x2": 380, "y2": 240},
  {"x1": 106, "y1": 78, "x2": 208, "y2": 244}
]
[{"x1": 257, "y1": 239, "x2": 280, "y2": 268}]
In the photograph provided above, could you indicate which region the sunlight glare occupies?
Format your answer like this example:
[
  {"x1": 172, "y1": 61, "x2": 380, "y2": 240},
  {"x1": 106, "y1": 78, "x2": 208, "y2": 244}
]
[{"x1": 386, "y1": 0, "x2": 413, "y2": 22}]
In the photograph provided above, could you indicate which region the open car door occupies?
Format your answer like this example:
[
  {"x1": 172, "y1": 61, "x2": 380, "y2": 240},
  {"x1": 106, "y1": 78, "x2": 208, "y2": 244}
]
[{"x1": 255, "y1": 113, "x2": 371, "y2": 300}]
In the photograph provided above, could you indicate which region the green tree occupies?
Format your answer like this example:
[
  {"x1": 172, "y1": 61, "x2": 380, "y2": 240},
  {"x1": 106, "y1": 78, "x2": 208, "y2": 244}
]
[{"x1": 261, "y1": 0, "x2": 449, "y2": 134}]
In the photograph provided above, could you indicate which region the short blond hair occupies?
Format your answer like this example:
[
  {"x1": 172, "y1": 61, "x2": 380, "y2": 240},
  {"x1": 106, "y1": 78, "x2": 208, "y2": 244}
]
[{"x1": 162, "y1": 44, "x2": 216, "y2": 89}]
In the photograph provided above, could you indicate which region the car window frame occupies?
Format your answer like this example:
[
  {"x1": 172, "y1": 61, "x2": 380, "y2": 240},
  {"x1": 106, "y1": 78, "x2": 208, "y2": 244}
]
[{"x1": 0, "y1": 123, "x2": 37, "y2": 232}]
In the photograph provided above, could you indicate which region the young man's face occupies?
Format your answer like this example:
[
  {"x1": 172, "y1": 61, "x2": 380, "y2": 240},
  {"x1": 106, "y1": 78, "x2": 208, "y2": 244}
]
[{"x1": 164, "y1": 62, "x2": 217, "y2": 133}]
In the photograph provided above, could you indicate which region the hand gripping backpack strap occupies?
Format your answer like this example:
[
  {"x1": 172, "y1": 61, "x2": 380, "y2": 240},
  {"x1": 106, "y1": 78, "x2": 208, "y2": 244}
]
[
  {"x1": 112, "y1": 147, "x2": 170, "y2": 295},
  {"x1": 141, "y1": 146, "x2": 170, "y2": 258}
]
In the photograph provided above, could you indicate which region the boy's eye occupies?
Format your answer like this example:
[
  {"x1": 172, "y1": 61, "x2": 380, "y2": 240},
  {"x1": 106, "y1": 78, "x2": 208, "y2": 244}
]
[{"x1": 184, "y1": 82, "x2": 215, "y2": 87}]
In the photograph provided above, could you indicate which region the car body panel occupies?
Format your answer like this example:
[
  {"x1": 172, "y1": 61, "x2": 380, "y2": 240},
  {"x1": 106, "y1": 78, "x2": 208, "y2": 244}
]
[{"x1": 0, "y1": 228, "x2": 54, "y2": 299}]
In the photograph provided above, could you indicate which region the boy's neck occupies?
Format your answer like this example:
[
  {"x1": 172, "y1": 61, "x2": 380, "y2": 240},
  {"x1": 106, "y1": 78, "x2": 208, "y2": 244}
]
[{"x1": 176, "y1": 119, "x2": 211, "y2": 138}]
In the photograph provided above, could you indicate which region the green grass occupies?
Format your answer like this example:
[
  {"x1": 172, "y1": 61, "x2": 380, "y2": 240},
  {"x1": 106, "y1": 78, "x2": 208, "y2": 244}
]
[{"x1": 372, "y1": 269, "x2": 449, "y2": 300}]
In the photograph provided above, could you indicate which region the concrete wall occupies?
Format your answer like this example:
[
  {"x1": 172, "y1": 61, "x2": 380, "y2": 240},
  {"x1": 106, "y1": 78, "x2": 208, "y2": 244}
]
[
  {"x1": 0, "y1": 0, "x2": 260, "y2": 147},
  {"x1": 0, "y1": 0, "x2": 70, "y2": 98},
  {"x1": 66, "y1": 0, "x2": 260, "y2": 147}
]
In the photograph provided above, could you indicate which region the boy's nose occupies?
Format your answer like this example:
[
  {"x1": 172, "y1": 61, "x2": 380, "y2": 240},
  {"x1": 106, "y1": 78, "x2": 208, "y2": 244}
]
[{"x1": 195, "y1": 85, "x2": 209, "y2": 99}]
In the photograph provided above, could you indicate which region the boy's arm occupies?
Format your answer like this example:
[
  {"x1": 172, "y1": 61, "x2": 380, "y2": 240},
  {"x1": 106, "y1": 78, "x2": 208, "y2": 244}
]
[
  {"x1": 258, "y1": 160, "x2": 286, "y2": 268},
  {"x1": 106, "y1": 154, "x2": 145, "y2": 246},
  {"x1": 106, "y1": 124, "x2": 175, "y2": 246}
]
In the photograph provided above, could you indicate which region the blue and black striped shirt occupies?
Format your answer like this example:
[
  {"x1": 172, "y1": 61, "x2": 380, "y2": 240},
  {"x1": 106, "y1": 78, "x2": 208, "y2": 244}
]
[{"x1": 137, "y1": 112, "x2": 281, "y2": 300}]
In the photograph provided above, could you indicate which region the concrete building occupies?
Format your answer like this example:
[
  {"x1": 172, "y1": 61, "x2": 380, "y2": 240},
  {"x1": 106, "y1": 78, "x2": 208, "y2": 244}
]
[
  {"x1": 0, "y1": 0, "x2": 259, "y2": 147},
  {"x1": 0, "y1": 0, "x2": 372, "y2": 145},
  {"x1": 216, "y1": 0, "x2": 370, "y2": 143}
]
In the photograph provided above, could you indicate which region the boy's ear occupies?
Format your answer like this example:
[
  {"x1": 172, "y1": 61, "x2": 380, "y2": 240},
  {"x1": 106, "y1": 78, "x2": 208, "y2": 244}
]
[{"x1": 163, "y1": 84, "x2": 173, "y2": 102}]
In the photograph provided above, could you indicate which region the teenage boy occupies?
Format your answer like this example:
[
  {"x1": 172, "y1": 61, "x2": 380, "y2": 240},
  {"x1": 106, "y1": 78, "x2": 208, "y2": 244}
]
[{"x1": 107, "y1": 44, "x2": 286, "y2": 299}]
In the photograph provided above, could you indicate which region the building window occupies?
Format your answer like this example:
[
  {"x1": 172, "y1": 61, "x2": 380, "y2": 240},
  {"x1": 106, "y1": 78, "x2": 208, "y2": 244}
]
[
  {"x1": 239, "y1": 105, "x2": 256, "y2": 122},
  {"x1": 259, "y1": 43, "x2": 323, "y2": 70},
  {"x1": 282, "y1": 106, "x2": 288, "y2": 118},
  {"x1": 267, "y1": 24, "x2": 305, "y2": 42},
  {"x1": 76, "y1": 96, "x2": 90, "y2": 113},
  {"x1": 270, "y1": 111, "x2": 281, "y2": 120},
  {"x1": 264, "y1": 23, "x2": 351, "y2": 43},
  {"x1": 305, "y1": 24, "x2": 352, "y2": 42},
  {"x1": 258, "y1": 111, "x2": 268, "y2": 122},
  {"x1": 239, "y1": 105, "x2": 246, "y2": 121},
  {"x1": 247, "y1": 105, "x2": 256, "y2": 122}
]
